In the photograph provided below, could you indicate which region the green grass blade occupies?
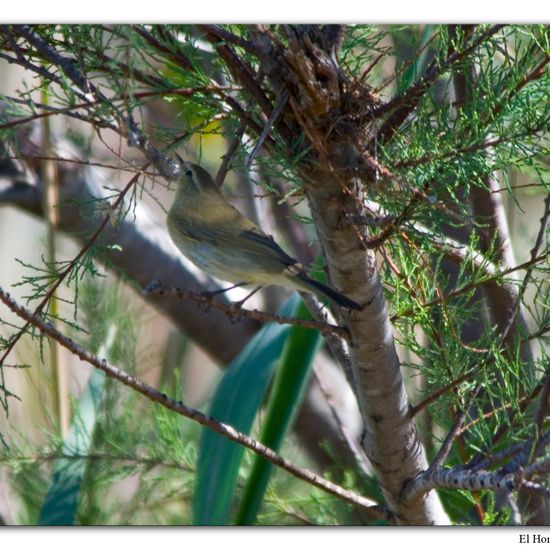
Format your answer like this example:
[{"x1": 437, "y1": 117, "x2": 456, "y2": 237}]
[
  {"x1": 235, "y1": 298, "x2": 322, "y2": 525},
  {"x1": 193, "y1": 296, "x2": 298, "y2": 526},
  {"x1": 398, "y1": 24, "x2": 435, "y2": 94},
  {"x1": 37, "y1": 368, "x2": 106, "y2": 525}
]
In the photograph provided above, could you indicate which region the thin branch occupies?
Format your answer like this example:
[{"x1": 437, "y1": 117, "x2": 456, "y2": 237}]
[
  {"x1": 401, "y1": 465, "x2": 518, "y2": 503},
  {"x1": 525, "y1": 456, "x2": 550, "y2": 477},
  {"x1": 246, "y1": 89, "x2": 289, "y2": 168},
  {"x1": 520, "y1": 193, "x2": 550, "y2": 298},
  {"x1": 132, "y1": 25, "x2": 195, "y2": 72},
  {"x1": 357, "y1": 198, "x2": 499, "y2": 279},
  {"x1": 490, "y1": 53, "x2": 550, "y2": 123},
  {"x1": 410, "y1": 369, "x2": 479, "y2": 417},
  {"x1": 376, "y1": 25, "x2": 505, "y2": 144},
  {"x1": 536, "y1": 362, "x2": 550, "y2": 435},
  {"x1": 0, "y1": 286, "x2": 392, "y2": 523},
  {"x1": 466, "y1": 441, "x2": 527, "y2": 472},
  {"x1": 143, "y1": 281, "x2": 349, "y2": 340},
  {"x1": 5, "y1": 154, "x2": 159, "y2": 176},
  {"x1": 300, "y1": 292, "x2": 353, "y2": 380},
  {"x1": 392, "y1": 125, "x2": 547, "y2": 170},
  {"x1": 430, "y1": 387, "x2": 481, "y2": 470},
  {"x1": 199, "y1": 28, "x2": 275, "y2": 121},
  {"x1": 373, "y1": 28, "x2": 439, "y2": 95},
  {"x1": 0, "y1": 163, "x2": 146, "y2": 370},
  {"x1": 0, "y1": 34, "x2": 91, "y2": 106},
  {"x1": 215, "y1": 121, "x2": 246, "y2": 188},
  {"x1": 521, "y1": 480, "x2": 550, "y2": 498},
  {"x1": 393, "y1": 250, "x2": 550, "y2": 323},
  {"x1": 12, "y1": 25, "x2": 102, "y2": 102},
  {"x1": 195, "y1": 24, "x2": 258, "y2": 56},
  {"x1": 312, "y1": 366, "x2": 371, "y2": 477},
  {"x1": 0, "y1": 452, "x2": 195, "y2": 473}
]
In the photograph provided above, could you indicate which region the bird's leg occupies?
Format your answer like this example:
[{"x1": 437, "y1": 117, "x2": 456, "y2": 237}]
[
  {"x1": 198, "y1": 282, "x2": 247, "y2": 313},
  {"x1": 228, "y1": 286, "x2": 263, "y2": 323}
]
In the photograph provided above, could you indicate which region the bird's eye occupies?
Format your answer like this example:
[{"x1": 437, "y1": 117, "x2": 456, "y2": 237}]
[{"x1": 185, "y1": 168, "x2": 193, "y2": 178}]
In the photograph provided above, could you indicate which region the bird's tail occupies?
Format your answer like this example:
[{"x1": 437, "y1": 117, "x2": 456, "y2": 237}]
[{"x1": 295, "y1": 272, "x2": 362, "y2": 311}]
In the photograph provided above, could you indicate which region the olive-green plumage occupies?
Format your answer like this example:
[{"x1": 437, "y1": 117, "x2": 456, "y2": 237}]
[{"x1": 167, "y1": 161, "x2": 362, "y2": 311}]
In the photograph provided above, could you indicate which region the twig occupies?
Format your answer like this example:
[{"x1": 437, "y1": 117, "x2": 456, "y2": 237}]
[
  {"x1": 199, "y1": 29, "x2": 275, "y2": 120},
  {"x1": 5, "y1": 154, "x2": 159, "y2": 176},
  {"x1": 466, "y1": 441, "x2": 527, "y2": 472},
  {"x1": 0, "y1": 30, "x2": 92, "y2": 106},
  {"x1": 215, "y1": 121, "x2": 246, "y2": 188},
  {"x1": 520, "y1": 192, "x2": 550, "y2": 299},
  {"x1": 195, "y1": 25, "x2": 258, "y2": 56},
  {"x1": 410, "y1": 368, "x2": 478, "y2": 417},
  {"x1": 0, "y1": 165, "x2": 146, "y2": 370},
  {"x1": 353, "y1": 199, "x2": 499, "y2": 280},
  {"x1": 143, "y1": 281, "x2": 349, "y2": 340},
  {"x1": 361, "y1": 187, "x2": 427, "y2": 249},
  {"x1": 132, "y1": 25, "x2": 195, "y2": 72},
  {"x1": 521, "y1": 480, "x2": 550, "y2": 498},
  {"x1": 393, "y1": 250, "x2": 550, "y2": 322},
  {"x1": 0, "y1": 286, "x2": 391, "y2": 522},
  {"x1": 300, "y1": 292, "x2": 352, "y2": 371},
  {"x1": 312, "y1": 366, "x2": 371, "y2": 477},
  {"x1": 0, "y1": 452, "x2": 194, "y2": 473},
  {"x1": 376, "y1": 25, "x2": 505, "y2": 144},
  {"x1": 536, "y1": 362, "x2": 550, "y2": 436},
  {"x1": 12, "y1": 26, "x2": 101, "y2": 102},
  {"x1": 524, "y1": 456, "x2": 550, "y2": 477},
  {"x1": 491, "y1": 54, "x2": 550, "y2": 123},
  {"x1": 430, "y1": 387, "x2": 481, "y2": 470},
  {"x1": 246, "y1": 90, "x2": 289, "y2": 169},
  {"x1": 0, "y1": 85, "x2": 237, "y2": 134},
  {"x1": 392, "y1": 126, "x2": 547, "y2": 170}
]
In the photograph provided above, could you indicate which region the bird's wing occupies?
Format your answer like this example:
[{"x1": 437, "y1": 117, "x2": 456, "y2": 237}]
[
  {"x1": 169, "y1": 211, "x2": 291, "y2": 254},
  {"x1": 168, "y1": 189, "x2": 300, "y2": 269},
  {"x1": 239, "y1": 229, "x2": 299, "y2": 268}
]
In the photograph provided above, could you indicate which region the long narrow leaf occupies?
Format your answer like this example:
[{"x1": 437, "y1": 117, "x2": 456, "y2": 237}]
[
  {"x1": 235, "y1": 298, "x2": 321, "y2": 525},
  {"x1": 38, "y1": 328, "x2": 116, "y2": 525},
  {"x1": 398, "y1": 24, "x2": 435, "y2": 94},
  {"x1": 38, "y1": 368, "x2": 106, "y2": 525},
  {"x1": 193, "y1": 296, "x2": 298, "y2": 525}
]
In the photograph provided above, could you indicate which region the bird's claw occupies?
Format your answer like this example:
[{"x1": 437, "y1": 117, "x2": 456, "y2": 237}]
[
  {"x1": 198, "y1": 291, "x2": 215, "y2": 313},
  {"x1": 227, "y1": 301, "x2": 244, "y2": 323},
  {"x1": 143, "y1": 279, "x2": 163, "y2": 295}
]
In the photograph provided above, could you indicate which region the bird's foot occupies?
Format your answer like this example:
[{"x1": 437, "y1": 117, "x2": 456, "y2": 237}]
[
  {"x1": 198, "y1": 290, "x2": 216, "y2": 313},
  {"x1": 227, "y1": 300, "x2": 245, "y2": 323},
  {"x1": 143, "y1": 279, "x2": 164, "y2": 295},
  {"x1": 227, "y1": 285, "x2": 263, "y2": 322}
]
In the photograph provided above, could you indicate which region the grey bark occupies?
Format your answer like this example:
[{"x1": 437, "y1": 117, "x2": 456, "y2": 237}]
[{"x1": 305, "y1": 164, "x2": 449, "y2": 524}]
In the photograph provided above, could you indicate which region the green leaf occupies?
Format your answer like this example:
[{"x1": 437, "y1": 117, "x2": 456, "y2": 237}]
[
  {"x1": 235, "y1": 298, "x2": 321, "y2": 525},
  {"x1": 193, "y1": 295, "x2": 298, "y2": 525},
  {"x1": 38, "y1": 368, "x2": 106, "y2": 525},
  {"x1": 398, "y1": 24, "x2": 435, "y2": 94}
]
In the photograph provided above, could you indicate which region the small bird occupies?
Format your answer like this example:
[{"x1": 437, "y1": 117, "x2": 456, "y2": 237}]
[{"x1": 167, "y1": 161, "x2": 362, "y2": 311}]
